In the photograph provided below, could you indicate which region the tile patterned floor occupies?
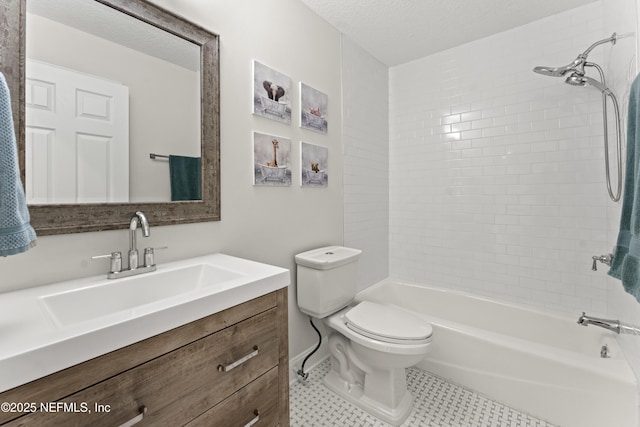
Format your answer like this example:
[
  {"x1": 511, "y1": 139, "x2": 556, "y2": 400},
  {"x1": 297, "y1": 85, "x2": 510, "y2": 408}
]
[{"x1": 290, "y1": 359, "x2": 557, "y2": 427}]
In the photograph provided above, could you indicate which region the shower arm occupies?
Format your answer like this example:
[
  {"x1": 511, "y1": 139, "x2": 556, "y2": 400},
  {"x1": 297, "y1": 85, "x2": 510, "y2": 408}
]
[
  {"x1": 581, "y1": 33, "x2": 617, "y2": 58},
  {"x1": 567, "y1": 33, "x2": 618, "y2": 76}
]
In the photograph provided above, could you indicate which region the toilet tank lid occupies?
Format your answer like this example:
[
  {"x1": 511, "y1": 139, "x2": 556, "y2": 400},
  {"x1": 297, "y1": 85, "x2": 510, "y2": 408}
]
[
  {"x1": 344, "y1": 301, "x2": 432, "y2": 341},
  {"x1": 295, "y1": 246, "x2": 362, "y2": 270}
]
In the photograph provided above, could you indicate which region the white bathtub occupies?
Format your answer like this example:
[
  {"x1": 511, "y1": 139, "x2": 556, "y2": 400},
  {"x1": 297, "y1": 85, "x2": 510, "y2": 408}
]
[{"x1": 355, "y1": 280, "x2": 638, "y2": 427}]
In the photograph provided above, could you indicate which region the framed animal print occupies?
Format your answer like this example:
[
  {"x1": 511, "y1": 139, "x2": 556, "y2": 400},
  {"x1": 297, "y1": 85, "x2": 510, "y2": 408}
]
[
  {"x1": 253, "y1": 132, "x2": 292, "y2": 186},
  {"x1": 300, "y1": 141, "x2": 328, "y2": 187},
  {"x1": 300, "y1": 82, "x2": 328, "y2": 133},
  {"x1": 252, "y1": 60, "x2": 292, "y2": 124}
]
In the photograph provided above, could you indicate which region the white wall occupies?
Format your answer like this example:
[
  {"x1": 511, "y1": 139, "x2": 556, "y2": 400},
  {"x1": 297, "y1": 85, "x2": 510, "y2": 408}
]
[
  {"x1": 1, "y1": 0, "x2": 344, "y2": 366},
  {"x1": 389, "y1": 2, "x2": 620, "y2": 316},
  {"x1": 342, "y1": 37, "x2": 390, "y2": 291}
]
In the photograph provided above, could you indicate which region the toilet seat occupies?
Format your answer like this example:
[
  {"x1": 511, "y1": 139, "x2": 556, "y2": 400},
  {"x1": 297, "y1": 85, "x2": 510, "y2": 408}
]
[{"x1": 344, "y1": 301, "x2": 432, "y2": 345}]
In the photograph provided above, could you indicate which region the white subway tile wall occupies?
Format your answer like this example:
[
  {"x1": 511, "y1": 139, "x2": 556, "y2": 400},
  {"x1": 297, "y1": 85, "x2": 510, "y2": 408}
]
[
  {"x1": 389, "y1": 2, "x2": 620, "y2": 315},
  {"x1": 342, "y1": 37, "x2": 390, "y2": 291}
]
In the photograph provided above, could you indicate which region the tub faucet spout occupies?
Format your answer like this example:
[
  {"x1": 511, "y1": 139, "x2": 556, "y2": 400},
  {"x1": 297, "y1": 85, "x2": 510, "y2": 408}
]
[{"x1": 577, "y1": 312, "x2": 621, "y2": 334}]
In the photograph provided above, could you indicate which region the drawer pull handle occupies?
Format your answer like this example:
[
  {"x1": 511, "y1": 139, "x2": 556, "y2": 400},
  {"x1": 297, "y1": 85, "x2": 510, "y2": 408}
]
[
  {"x1": 118, "y1": 406, "x2": 147, "y2": 427},
  {"x1": 217, "y1": 345, "x2": 259, "y2": 372},
  {"x1": 243, "y1": 409, "x2": 260, "y2": 427}
]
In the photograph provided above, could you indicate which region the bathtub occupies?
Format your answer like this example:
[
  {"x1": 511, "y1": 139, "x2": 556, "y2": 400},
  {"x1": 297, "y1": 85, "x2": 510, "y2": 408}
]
[
  {"x1": 259, "y1": 95, "x2": 287, "y2": 118},
  {"x1": 355, "y1": 280, "x2": 638, "y2": 427},
  {"x1": 258, "y1": 164, "x2": 288, "y2": 183}
]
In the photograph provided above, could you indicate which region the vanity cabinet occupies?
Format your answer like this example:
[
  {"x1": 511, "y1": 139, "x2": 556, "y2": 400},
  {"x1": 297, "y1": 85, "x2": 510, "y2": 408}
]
[{"x1": 0, "y1": 288, "x2": 289, "y2": 427}]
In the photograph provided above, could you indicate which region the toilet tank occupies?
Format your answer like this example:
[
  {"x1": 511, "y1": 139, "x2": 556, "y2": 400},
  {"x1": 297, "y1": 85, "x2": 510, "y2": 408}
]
[{"x1": 295, "y1": 246, "x2": 362, "y2": 318}]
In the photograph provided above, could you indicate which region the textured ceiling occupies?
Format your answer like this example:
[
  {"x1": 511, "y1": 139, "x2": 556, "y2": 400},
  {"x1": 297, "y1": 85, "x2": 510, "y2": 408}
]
[
  {"x1": 28, "y1": 0, "x2": 200, "y2": 71},
  {"x1": 300, "y1": 0, "x2": 600, "y2": 66}
]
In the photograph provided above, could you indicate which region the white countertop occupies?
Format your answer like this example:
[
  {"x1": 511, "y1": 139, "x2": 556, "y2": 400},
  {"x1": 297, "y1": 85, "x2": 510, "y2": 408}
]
[{"x1": 0, "y1": 253, "x2": 289, "y2": 392}]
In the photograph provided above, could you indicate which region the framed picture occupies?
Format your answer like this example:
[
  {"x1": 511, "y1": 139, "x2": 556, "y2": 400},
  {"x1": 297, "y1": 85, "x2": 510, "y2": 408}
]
[
  {"x1": 253, "y1": 132, "x2": 292, "y2": 186},
  {"x1": 252, "y1": 60, "x2": 292, "y2": 124},
  {"x1": 300, "y1": 141, "x2": 328, "y2": 187},
  {"x1": 299, "y1": 82, "x2": 328, "y2": 133}
]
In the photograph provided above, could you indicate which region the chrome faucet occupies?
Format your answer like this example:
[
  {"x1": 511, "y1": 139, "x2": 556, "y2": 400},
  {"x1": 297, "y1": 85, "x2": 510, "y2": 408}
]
[
  {"x1": 577, "y1": 312, "x2": 640, "y2": 335},
  {"x1": 92, "y1": 211, "x2": 167, "y2": 279},
  {"x1": 577, "y1": 312, "x2": 622, "y2": 334},
  {"x1": 129, "y1": 211, "x2": 150, "y2": 270}
]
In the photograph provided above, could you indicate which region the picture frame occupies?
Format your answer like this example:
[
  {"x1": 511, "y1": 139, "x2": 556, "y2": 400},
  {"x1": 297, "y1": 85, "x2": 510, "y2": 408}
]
[
  {"x1": 252, "y1": 60, "x2": 292, "y2": 124},
  {"x1": 299, "y1": 82, "x2": 328, "y2": 133},
  {"x1": 253, "y1": 132, "x2": 292, "y2": 186},
  {"x1": 300, "y1": 141, "x2": 328, "y2": 187}
]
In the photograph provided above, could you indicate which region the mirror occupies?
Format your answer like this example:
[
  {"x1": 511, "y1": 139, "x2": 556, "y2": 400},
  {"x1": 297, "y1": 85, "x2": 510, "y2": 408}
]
[
  {"x1": 0, "y1": 0, "x2": 220, "y2": 234},
  {"x1": 27, "y1": 0, "x2": 202, "y2": 204}
]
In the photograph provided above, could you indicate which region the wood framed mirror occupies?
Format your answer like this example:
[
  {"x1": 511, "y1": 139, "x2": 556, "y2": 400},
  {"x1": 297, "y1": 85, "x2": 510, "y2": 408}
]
[{"x1": 0, "y1": 0, "x2": 220, "y2": 235}]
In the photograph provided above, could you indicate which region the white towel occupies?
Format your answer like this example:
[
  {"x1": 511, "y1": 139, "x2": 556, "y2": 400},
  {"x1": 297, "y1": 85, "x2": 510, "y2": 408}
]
[{"x1": 0, "y1": 72, "x2": 36, "y2": 256}]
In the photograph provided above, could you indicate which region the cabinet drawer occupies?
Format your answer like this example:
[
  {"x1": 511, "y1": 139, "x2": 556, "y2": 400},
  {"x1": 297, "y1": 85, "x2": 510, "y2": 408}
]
[
  {"x1": 5, "y1": 308, "x2": 278, "y2": 427},
  {"x1": 186, "y1": 367, "x2": 279, "y2": 427}
]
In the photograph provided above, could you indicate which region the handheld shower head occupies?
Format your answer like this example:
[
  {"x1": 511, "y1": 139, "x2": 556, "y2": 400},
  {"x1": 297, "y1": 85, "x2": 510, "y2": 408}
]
[
  {"x1": 564, "y1": 74, "x2": 586, "y2": 86},
  {"x1": 564, "y1": 74, "x2": 610, "y2": 94}
]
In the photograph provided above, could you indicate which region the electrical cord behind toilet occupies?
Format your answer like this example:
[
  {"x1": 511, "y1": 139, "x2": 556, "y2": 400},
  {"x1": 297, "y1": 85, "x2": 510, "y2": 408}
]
[{"x1": 297, "y1": 317, "x2": 322, "y2": 381}]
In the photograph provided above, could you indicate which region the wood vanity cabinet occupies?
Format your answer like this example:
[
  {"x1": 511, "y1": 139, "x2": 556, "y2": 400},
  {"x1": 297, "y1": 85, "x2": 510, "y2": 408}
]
[{"x1": 0, "y1": 288, "x2": 289, "y2": 427}]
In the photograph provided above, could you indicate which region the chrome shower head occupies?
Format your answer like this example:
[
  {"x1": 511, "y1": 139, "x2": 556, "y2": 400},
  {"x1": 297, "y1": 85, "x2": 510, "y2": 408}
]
[
  {"x1": 533, "y1": 65, "x2": 568, "y2": 77},
  {"x1": 564, "y1": 74, "x2": 586, "y2": 86},
  {"x1": 533, "y1": 33, "x2": 616, "y2": 78},
  {"x1": 564, "y1": 74, "x2": 610, "y2": 94},
  {"x1": 533, "y1": 57, "x2": 585, "y2": 77}
]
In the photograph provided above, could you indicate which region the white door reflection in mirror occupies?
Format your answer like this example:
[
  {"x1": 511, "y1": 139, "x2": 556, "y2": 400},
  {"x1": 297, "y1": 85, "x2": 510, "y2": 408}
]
[{"x1": 25, "y1": 60, "x2": 129, "y2": 204}]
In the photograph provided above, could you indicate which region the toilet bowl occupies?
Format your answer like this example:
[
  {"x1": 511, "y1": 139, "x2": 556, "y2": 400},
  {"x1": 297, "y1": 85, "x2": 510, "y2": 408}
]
[
  {"x1": 322, "y1": 301, "x2": 432, "y2": 425},
  {"x1": 295, "y1": 246, "x2": 433, "y2": 425}
]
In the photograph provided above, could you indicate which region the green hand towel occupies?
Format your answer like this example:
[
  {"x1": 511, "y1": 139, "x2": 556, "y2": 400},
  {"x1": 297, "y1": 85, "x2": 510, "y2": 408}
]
[
  {"x1": 169, "y1": 155, "x2": 201, "y2": 201},
  {"x1": 609, "y1": 73, "x2": 640, "y2": 302}
]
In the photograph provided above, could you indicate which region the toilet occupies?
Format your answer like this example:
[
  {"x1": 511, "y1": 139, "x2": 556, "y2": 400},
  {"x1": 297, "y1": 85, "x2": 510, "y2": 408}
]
[{"x1": 295, "y1": 246, "x2": 432, "y2": 425}]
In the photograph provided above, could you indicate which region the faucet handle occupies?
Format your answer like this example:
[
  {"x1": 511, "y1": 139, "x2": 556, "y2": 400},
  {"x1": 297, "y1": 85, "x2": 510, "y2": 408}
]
[
  {"x1": 592, "y1": 253, "x2": 613, "y2": 271},
  {"x1": 143, "y1": 246, "x2": 168, "y2": 267},
  {"x1": 92, "y1": 251, "x2": 122, "y2": 273}
]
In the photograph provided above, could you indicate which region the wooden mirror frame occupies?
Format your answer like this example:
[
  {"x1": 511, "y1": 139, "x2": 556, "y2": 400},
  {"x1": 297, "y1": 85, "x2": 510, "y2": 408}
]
[{"x1": 0, "y1": 0, "x2": 220, "y2": 235}]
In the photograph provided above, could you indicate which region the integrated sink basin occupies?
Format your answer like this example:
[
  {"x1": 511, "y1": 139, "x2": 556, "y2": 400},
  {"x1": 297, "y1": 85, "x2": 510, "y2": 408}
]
[
  {"x1": 0, "y1": 253, "x2": 289, "y2": 393},
  {"x1": 40, "y1": 263, "x2": 245, "y2": 327}
]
